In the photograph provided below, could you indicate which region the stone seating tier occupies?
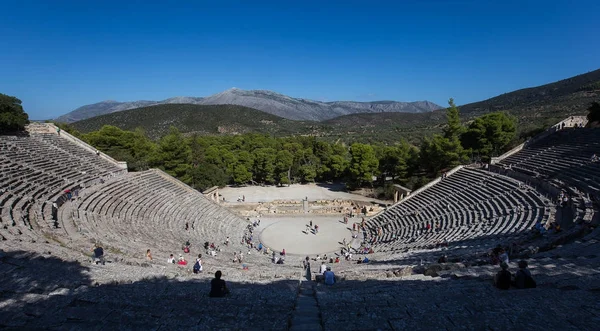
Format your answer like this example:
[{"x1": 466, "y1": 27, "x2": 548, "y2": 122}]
[{"x1": 366, "y1": 168, "x2": 550, "y2": 255}]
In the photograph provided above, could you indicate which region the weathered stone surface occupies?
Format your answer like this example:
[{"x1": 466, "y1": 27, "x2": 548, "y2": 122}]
[{"x1": 392, "y1": 266, "x2": 413, "y2": 277}]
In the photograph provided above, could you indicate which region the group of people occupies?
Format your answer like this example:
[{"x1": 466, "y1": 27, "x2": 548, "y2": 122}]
[
  {"x1": 272, "y1": 249, "x2": 286, "y2": 264},
  {"x1": 314, "y1": 253, "x2": 341, "y2": 264},
  {"x1": 232, "y1": 251, "x2": 245, "y2": 263},
  {"x1": 305, "y1": 220, "x2": 319, "y2": 235},
  {"x1": 303, "y1": 257, "x2": 335, "y2": 285},
  {"x1": 167, "y1": 253, "x2": 189, "y2": 266},
  {"x1": 204, "y1": 241, "x2": 220, "y2": 256},
  {"x1": 494, "y1": 260, "x2": 536, "y2": 290}
]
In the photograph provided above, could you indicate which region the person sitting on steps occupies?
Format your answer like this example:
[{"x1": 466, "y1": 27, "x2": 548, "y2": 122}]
[
  {"x1": 513, "y1": 260, "x2": 536, "y2": 289},
  {"x1": 324, "y1": 266, "x2": 335, "y2": 285},
  {"x1": 209, "y1": 270, "x2": 230, "y2": 297},
  {"x1": 320, "y1": 262, "x2": 327, "y2": 275},
  {"x1": 177, "y1": 254, "x2": 187, "y2": 266},
  {"x1": 92, "y1": 244, "x2": 105, "y2": 265},
  {"x1": 494, "y1": 262, "x2": 512, "y2": 290}
]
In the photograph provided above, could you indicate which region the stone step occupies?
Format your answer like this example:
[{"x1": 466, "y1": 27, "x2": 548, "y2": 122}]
[{"x1": 290, "y1": 281, "x2": 323, "y2": 331}]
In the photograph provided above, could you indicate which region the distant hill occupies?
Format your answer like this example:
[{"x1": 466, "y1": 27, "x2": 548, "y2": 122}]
[
  {"x1": 55, "y1": 97, "x2": 205, "y2": 123},
  {"x1": 70, "y1": 103, "x2": 439, "y2": 143},
  {"x1": 70, "y1": 104, "x2": 315, "y2": 139},
  {"x1": 56, "y1": 88, "x2": 442, "y2": 123},
  {"x1": 460, "y1": 68, "x2": 600, "y2": 115},
  {"x1": 454, "y1": 68, "x2": 600, "y2": 135}
]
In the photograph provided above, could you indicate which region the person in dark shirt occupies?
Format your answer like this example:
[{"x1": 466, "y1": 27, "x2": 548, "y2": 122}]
[
  {"x1": 209, "y1": 271, "x2": 230, "y2": 297},
  {"x1": 494, "y1": 262, "x2": 512, "y2": 290},
  {"x1": 92, "y1": 244, "x2": 105, "y2": 265},
  {"x1": 513, "y1": 260, "x2": 536, "y2": 289}
]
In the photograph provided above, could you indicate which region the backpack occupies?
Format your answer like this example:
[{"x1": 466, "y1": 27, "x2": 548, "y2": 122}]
[{"x1": 193, "y1": 260, "x2": 201, "y2": 273}]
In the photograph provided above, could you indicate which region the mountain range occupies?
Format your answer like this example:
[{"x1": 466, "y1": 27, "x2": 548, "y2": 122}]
[
  {"x1": 55, "y1": 88, "x2": 442, "y2": 123},
  {"x1": 69, "y1": 68, "x2": 600, "y2": 144}
]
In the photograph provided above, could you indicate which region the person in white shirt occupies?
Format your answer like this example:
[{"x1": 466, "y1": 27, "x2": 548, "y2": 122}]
[
  {"x1": 167, "y1": 254, "x2": 175, "y2": 264},
  {"x1": 320, "y1": 262, "x2": 327, "y2": 274}
]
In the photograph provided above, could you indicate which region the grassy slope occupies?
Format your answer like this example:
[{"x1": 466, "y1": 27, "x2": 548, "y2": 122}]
[{"x1": 72, "y1": 104, "x2": 319, "y2": 139}]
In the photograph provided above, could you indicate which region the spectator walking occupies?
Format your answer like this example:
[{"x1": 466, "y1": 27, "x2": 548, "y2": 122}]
[{"x1": 303, "y1": 256, "x2": 311, "y2": 281}]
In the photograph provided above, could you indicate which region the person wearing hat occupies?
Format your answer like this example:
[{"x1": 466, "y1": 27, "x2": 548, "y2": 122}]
[
  {"x1": 324, "y1": 266, "x2": 335, "y2": 285},
  {"x1": 494, "y1": 262, "x2": 512, "y2": 290}
]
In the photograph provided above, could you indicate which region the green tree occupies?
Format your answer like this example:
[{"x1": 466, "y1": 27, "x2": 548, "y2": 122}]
[
  {"x1": 252, "y1": 148, "x2": 276, "y2": 184},
  {"x1": 420, "y1": 134, "x2": 467, "y2": 175},
  {"x1": 82, "y1": 125, "x2": 155, "y2": 171},
  {"x1": 0, "y1": 93, "x2": 29, "y2": 133},
  {"x1": 151, "y1": 127, "x2": 192, "y2": 181},
  {"x1": 443, "y1": 98, "x2": 463, "y2": 140},
  {"x1": 461, "y1": 112, "x2": 517, "y2": 159},
  {"x1": 128, "y1": 127, "x2": 155, "y2": 170},
  {"x1": 275, "y1": 150, "x2": 293, "y2": 185},
  {"x1": 587, "y1": 101, "x2": 600, "y2": 124},
  {"x1": 328, "y1": 154, "x2": 349, "y2": 179},
  {"x1": 299, "y1": 164, "x2": 317, "y2": 182},
  {"x1": 376, "y1": 144, "x2": 411, "y2": 184},
  {"x1": 188, "y1": 162, "x2": 228, "y2": 190},
  {"x1": 298, "y1": 148, "x2": 319, "y2": 183},
  {"x1": 349, "y1": 143, "x2": 379, "y2": 187},
  {"x1": 235, "y1": 150, "x2": 254, "y2": 170},
  {"x1": 232, "y1": 164, "x2": 253, "y2": 185}
]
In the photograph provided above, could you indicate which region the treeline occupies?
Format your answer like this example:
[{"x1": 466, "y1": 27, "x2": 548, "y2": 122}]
[
  {"x1": 0, "y1": 93, "x2": 29, "y2": 133},
  {"x1": 58, "y1": 100, "x2": 518, "y2": 195}
]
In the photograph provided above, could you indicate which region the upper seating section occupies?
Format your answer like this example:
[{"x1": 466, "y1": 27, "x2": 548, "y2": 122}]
[
  {"x1": 498, "y1": 128, "x2": 600, "y2": 197},
  {"x1": 366, "y1": 168, "x2": 550, "y2": 253},
  {"x1": 0, "y1": 132, "x2": 125, "y2": 240}
]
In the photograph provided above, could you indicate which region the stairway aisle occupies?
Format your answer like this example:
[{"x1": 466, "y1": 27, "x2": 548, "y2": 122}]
[{"x1": 290, "y1": 280, "x2": 323, "y2": 331}]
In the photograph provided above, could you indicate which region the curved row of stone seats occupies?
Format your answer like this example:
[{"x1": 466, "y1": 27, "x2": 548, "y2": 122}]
[
  {"x1": 366, "y1": 168, "x2": 550, "y2": 254},
  {"x1": 0, "y1": 248, "x2": 300, "y2": 330},
  {"x1": 0, "y1": 132, "x2": 125, "y2": 245},
  {"x1": 315, "y1": 264, "x2": 599, "y2": 330},
  {"x1": 70, "y1": 169, "x2": 252, "y2": 263},
  {"x1": 499, "y1": 128, "x2": 600, "y2": 197}
]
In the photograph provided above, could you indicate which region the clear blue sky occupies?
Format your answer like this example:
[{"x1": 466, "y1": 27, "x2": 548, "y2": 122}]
[{"x1": 1, "y1": 0, "x2": 599, "y2": 120}]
